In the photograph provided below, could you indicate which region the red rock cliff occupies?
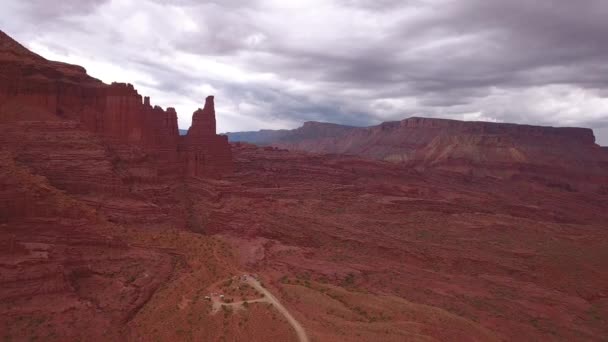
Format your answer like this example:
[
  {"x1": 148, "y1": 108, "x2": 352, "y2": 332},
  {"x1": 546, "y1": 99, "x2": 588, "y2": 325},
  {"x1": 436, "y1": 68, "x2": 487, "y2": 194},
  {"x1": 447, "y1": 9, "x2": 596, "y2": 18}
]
[
  {"x1": 0, "y1": 30, "x2": 231, "y2": 179},
  {"x1": 179, "y1": 96, "x2": 233, "y2": 177},
  {"x1": 397, "y1": 117, "x2": 596, "y2": 145}
]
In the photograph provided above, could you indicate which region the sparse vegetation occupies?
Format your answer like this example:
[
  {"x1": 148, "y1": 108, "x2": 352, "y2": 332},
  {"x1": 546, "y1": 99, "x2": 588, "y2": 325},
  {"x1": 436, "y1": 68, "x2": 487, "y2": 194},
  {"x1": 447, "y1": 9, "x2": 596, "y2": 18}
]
[{"x1": 341, "y1": 273, "x2": 356, "y2": 287}]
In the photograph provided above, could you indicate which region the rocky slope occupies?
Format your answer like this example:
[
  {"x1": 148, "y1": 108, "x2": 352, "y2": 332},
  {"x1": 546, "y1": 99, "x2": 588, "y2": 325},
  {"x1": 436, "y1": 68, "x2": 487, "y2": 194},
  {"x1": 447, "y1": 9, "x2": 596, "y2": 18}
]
[{"x1": 212, "y1": 143, "x2": 608, "y2": 341}]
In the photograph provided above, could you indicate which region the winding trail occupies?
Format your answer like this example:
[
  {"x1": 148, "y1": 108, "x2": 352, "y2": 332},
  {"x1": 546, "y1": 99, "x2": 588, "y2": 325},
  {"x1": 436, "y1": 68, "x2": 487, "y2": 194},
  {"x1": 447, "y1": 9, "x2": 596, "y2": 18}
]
[
  {"x1": 210, "y1": 275, "x2": 309, "y2": 342},
  {"x1": 244, "y1": 276, "x2": 310, "y2": 342}
]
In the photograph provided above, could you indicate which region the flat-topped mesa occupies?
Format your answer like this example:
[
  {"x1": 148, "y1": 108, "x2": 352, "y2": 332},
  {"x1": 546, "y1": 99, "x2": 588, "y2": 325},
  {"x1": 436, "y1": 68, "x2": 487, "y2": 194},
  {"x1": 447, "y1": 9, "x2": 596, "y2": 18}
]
[
  {"x1": 179, "y1": 96, "x2": 233, "y2": 177},
  {"x1": 398, "y1": 117, "x2": 597, "y2": 145}
]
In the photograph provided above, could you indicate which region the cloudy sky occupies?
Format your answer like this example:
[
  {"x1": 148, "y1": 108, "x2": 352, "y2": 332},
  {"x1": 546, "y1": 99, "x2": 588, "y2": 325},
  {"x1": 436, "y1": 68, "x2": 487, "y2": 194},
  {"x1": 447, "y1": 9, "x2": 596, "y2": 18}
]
[{"x1": 2, "y1": 0, "x2": 608, "y2": 144}]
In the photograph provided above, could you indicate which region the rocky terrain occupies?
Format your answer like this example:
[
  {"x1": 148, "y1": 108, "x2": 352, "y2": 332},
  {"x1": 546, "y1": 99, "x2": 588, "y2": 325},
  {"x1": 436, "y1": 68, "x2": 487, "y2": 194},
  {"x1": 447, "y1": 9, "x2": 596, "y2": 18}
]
[
  {"x1": 1, "y1": 30, "x2": 608, "y2": 341},
  {"x1": 227, "y1": 118, "x2": 608, "y2": 192},
  {"x1": 217, "y1": 144, "x2": 608, "y2": 341}
]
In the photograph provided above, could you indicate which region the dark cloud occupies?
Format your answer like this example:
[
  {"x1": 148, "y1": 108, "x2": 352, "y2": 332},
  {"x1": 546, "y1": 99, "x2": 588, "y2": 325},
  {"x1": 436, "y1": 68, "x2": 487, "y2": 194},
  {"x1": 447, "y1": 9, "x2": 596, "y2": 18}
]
[
  {"x1": 1, "y1": 0, "x2": 607, "y2": 144},
  {"x1": 338, "y1": 0, "x2": 423, "y2": 12}
]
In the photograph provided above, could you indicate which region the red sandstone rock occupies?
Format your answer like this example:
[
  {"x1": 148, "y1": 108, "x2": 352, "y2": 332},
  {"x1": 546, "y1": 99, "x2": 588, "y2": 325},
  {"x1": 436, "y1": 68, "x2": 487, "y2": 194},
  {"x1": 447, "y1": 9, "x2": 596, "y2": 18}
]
[
  {"x1": 0, "y1": 30, "x2": 231, "y2": 180},
  {"x1": 0, "y1": 31, "x2": 240, "y2": 341},
  {"x1": 2, "y1": 29, "x2": 608, "y2": 342},
  {"x1": 180, "y1": 96, "x2": 233, "y2": 177},
  {"x1": 0, "y1": 30, "x2": 235, "y2": 230},
  {"x1": 188, "y1": 96, "x2": 217, "y2": 137}
]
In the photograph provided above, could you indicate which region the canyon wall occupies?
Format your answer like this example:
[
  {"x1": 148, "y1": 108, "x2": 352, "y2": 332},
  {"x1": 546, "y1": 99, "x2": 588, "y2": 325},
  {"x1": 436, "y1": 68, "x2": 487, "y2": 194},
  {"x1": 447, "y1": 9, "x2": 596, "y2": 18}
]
[{"x1": 0, "y1": 30, "x2": 232, "y2": 179}]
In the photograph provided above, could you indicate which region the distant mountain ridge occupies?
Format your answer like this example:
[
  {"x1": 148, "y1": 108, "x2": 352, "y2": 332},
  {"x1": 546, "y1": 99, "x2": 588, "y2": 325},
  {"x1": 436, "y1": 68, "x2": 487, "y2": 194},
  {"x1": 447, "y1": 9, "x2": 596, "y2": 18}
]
[
  {"x1": 226, "y1": 121, "x2": 358, "y2": 144},
  {"x1": 227, "y1": 116, "x2": 598, "y2": 154},
  {"x1": 226, "y1": 117, "x2": 608, "y2": 189}
]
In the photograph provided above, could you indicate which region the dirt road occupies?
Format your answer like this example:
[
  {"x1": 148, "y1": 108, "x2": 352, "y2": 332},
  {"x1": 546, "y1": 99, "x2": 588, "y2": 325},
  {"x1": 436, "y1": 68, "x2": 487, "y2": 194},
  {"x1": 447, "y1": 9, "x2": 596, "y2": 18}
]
[
  {"x1": 209, "y1": 275, "x2": 309, "y2": 342},
  {"x1": 245, "y1": 277, "x2": 310, "y2": 342}
]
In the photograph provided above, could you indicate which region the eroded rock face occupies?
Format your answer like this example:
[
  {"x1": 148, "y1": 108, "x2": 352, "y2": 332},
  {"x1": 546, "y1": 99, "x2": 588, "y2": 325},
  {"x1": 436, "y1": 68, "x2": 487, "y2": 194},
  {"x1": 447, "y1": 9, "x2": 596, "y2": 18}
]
[
  {"x1": 0, "y1": 29, "x2": 237, "y2": 230},
  {"x1": 0, "y1": 31, "x2": 239, "y2": 341},
  {"x1": 180, "y1": 96, "x2": 233, "y2": 177},
  {"x1": 0, "y1": 30, "x2": 231, "y2": 180}
]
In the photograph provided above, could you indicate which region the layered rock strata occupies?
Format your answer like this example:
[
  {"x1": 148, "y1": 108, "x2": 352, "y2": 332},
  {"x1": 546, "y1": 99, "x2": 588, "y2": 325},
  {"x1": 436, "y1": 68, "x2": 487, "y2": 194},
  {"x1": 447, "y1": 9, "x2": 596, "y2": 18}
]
[{"x1": 0, "y1": 29, "x2": 232, "y2": 179}]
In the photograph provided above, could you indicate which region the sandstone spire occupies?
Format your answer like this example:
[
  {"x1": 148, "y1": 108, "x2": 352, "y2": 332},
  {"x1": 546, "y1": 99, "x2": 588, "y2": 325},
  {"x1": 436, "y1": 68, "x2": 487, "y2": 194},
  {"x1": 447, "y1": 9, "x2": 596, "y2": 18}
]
[
  {"x1": 180, "y1": 95, "x2": 233, "y2": 177},
  {"x1": 188, "y1": 96, "x2": 216, "y2": 137}
]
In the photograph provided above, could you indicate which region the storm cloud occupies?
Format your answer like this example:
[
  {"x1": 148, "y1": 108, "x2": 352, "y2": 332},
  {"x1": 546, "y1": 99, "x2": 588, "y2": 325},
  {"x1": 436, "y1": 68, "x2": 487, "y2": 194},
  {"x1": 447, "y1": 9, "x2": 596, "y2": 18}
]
[{"x1": 2, "y1": 0, "x2": 607, "y2": 144}]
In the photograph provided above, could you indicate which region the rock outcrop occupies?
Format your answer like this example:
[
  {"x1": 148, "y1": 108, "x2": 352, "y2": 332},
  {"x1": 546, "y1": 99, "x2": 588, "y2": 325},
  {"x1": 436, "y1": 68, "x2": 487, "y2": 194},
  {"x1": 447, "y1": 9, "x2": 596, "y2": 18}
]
[
  {"x1": 0, "y1": 32, "x2": 239, "y2": 341},
  {"x1": 0, "y1": 29, "x2": 234, "y2": 228},
  {"x1": 180, "y1": 96, "x2": 233, "y2": 177},
  {"x1": 0, "y1": 29, "x2": 231, "y2": 179}
]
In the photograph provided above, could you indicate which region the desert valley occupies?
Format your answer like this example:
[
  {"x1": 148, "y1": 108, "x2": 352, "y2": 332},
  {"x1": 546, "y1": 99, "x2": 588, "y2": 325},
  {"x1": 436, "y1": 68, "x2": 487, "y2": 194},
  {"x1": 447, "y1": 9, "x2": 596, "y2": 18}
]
[{"x1": 1, "y1": 27, "x2": 608, "y2": 342}]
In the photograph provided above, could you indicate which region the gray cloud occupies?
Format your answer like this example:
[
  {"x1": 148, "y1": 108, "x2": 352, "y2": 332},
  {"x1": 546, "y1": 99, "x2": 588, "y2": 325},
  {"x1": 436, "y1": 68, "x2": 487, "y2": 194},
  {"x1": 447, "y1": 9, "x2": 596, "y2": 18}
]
[
  {"x1": 1, "y1": 0, "x2": 607, "y2": 144},
  {"x1": 21, "y1": 0, "x2": 108, "y2": 20}
]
